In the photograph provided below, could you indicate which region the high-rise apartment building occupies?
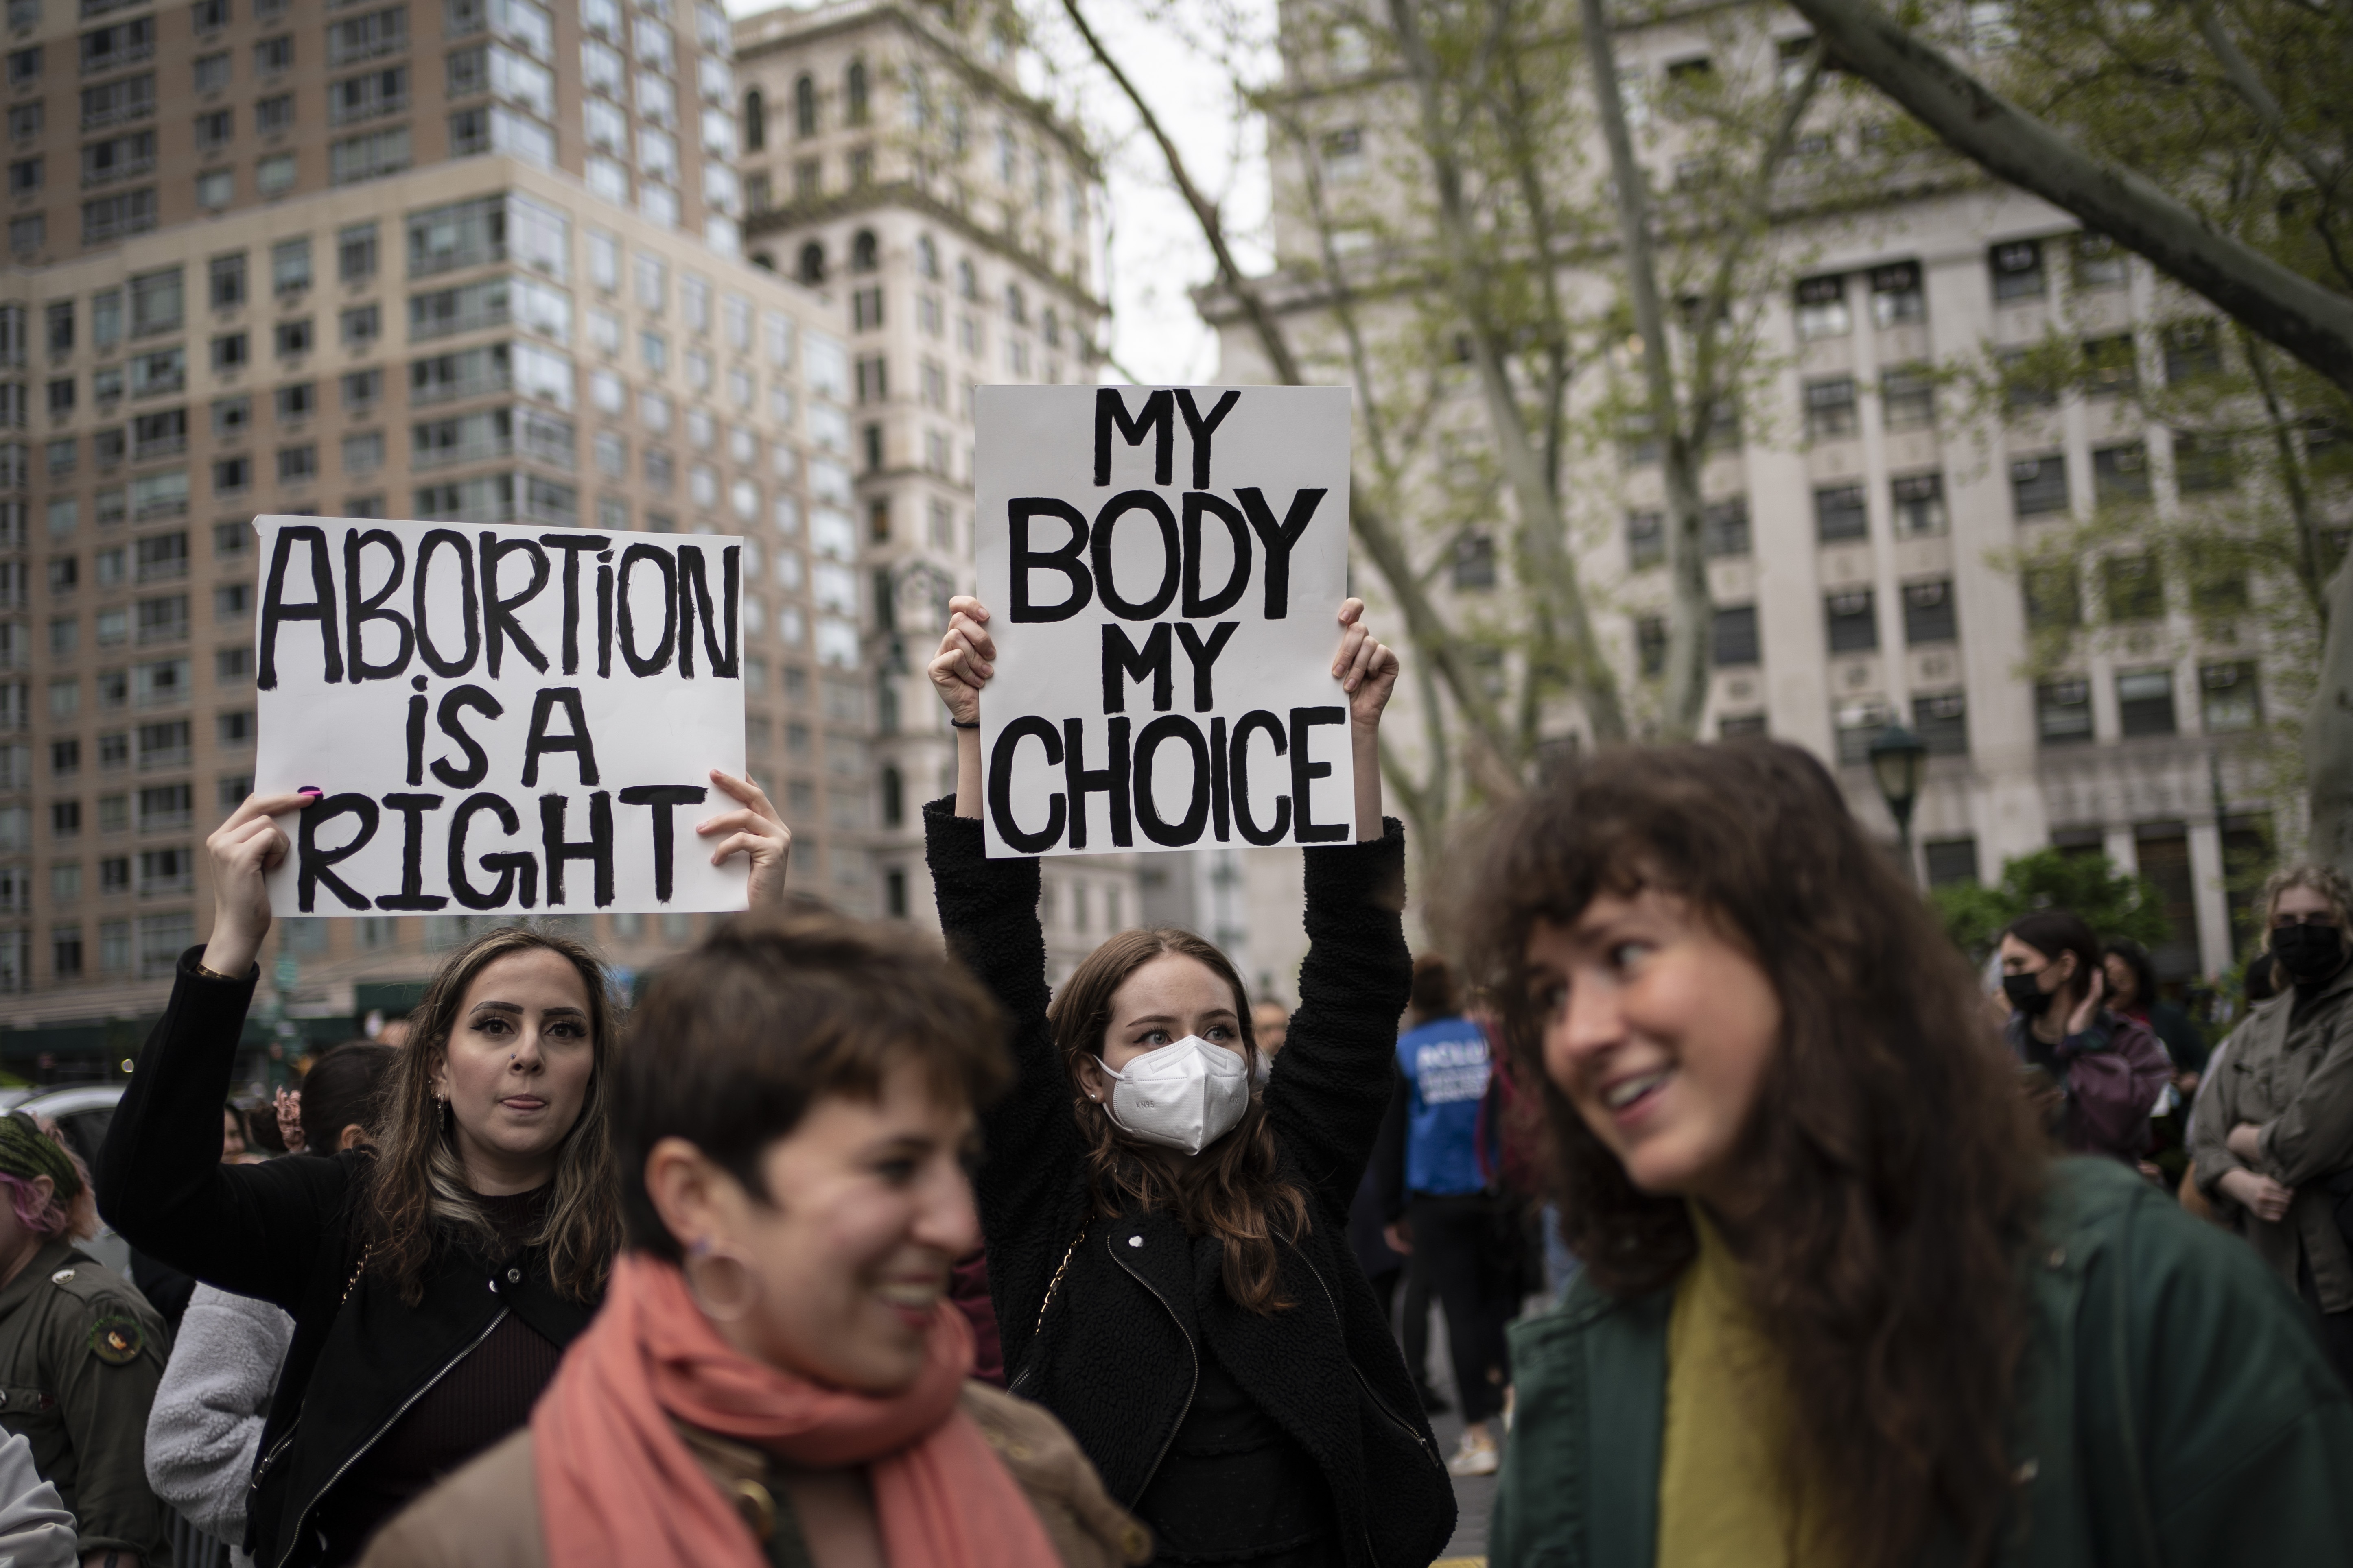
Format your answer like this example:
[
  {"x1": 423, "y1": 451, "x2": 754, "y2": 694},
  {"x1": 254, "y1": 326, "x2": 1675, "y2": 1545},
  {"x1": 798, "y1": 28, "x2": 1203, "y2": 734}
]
[
  {"x1": 0, "y1": 0, "x2": 859, "y2": 1070},
  {"x1": 1209, "y1": 3, "x2": 2277, "y2": 994},
  {"x1": 732, "y1": 0, "x2": 1137, "y2": 980}
]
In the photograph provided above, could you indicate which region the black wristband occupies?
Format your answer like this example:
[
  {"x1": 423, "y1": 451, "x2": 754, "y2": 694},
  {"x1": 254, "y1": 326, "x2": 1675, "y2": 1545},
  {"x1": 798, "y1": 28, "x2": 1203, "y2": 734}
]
[{"x1": 950, "y1": 717, "x2": 980, "y2": 729}]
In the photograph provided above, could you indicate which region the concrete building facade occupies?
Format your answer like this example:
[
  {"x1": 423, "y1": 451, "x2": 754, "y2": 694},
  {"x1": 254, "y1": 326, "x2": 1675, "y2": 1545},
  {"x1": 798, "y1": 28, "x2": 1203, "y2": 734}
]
[
  {"x1": 1203, "y1": 3, "x2": 2282, "y2": 996},
  {"x1": 0, "y1": 0, "x2": 858, "y2": 1071},
  {"x1": 732, "y1": 0, "x2": 1138, "y2": 981}
]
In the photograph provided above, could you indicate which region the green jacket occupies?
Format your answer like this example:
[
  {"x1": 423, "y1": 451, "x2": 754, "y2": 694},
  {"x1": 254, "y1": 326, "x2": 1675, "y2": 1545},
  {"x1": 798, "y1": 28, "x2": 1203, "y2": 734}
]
[
  {"x1": 1490, "y1": 1159, "x2": 2353, "y2": 1568},
  {"x1": 0, "y1": 1237, "x2": 172, "y2": 1564}
]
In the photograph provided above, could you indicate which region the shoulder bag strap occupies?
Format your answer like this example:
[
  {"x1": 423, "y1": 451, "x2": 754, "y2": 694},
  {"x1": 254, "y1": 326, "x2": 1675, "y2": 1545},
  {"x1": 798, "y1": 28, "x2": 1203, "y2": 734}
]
[{"x1": 1033, "y1": 1222, "x2": 1089, "y2": 1339}]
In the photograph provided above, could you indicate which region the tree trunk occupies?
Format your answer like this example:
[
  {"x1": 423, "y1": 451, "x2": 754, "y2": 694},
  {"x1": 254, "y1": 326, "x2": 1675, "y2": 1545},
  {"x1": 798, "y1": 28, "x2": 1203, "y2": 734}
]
[
  {"x1": 1580, "y1": 0, "x2": 1711, "y2": 737},
  {"x1": 1784, "y1": 0, "x2": 2353, "y2": 397},
  {"x1": 2308, "y1": 557, "x2": 2353, "y2": 876},
  {"x1": 1383, "y1": 0, "x2": 1629, "y2": 743}
]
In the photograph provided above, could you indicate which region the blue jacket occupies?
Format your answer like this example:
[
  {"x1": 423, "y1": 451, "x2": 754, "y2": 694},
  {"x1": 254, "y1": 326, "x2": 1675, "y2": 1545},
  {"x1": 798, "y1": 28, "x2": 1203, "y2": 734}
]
[
  {"x1": 1490, "y1": 1158, "x2": 2353, "y2": 1566},
  {"x1": 1395, "y1": 1015, "x2": 1491, "y2": 1197}
]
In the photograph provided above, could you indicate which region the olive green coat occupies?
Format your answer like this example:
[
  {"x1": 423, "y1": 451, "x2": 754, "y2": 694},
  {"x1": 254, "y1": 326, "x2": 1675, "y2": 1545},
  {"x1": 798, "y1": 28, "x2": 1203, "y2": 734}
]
[
  {"x1": 1489, "y1": 1159, "x2": 2353, "y2": 1567},
  {"x1": 0, "y1": 1237, "x2": 172, "y2": 1563}
]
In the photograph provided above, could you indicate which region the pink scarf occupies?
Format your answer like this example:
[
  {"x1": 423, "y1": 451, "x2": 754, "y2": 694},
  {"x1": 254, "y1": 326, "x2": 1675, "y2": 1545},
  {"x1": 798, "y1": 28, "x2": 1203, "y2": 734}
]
[{"x1": 534, "y1": 1254, "x2": 1058, "y2": 1568}]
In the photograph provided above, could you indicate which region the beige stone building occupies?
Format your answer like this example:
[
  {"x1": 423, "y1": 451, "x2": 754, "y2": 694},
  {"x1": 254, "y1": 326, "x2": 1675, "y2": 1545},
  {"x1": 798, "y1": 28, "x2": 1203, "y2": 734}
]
[
  {"x1": 0, "y1": 0, "x2": 859, "y2": 1074},
  {"x1": 1205, "y1": 3, "x2": 2282, "y2": 996},
  {"x1": 731, "y1": 0, "x2": 1137, "y2": 981}
]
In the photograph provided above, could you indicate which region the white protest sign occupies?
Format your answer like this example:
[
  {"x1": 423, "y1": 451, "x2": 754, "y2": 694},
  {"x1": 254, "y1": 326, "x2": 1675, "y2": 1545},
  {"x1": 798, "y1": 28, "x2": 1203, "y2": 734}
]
[
  {"x1": 975, "y1": 386, "x2": 1353, "y2": 860},
  {"x1": 251, "y1": 514, "x2": 748, "y2": 916}
]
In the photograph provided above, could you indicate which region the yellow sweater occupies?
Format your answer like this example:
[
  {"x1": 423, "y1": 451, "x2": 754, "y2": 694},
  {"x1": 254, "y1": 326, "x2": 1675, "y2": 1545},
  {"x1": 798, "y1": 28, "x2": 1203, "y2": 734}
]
[{"x1": 1655, "y1": 1210, "x2": 1830, "y2": 1568}]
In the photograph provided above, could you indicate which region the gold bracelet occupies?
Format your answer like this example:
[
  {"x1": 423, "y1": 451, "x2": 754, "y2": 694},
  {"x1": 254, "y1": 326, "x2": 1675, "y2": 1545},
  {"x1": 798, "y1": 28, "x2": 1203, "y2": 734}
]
[{"x1": 194, "y1": 961, "x2": 242, "y2": 983}]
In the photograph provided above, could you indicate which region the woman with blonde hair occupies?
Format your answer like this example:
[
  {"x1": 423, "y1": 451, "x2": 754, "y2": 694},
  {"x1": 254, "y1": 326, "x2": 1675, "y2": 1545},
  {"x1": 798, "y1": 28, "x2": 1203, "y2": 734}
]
[
  {"x1": 922, "y1": 595, "x2": 1455, "y2": 1568},
  {"x1": 99, "y1": 776, "x2": 789, "y2": 1568},
  {"x1": 2193, "y1": 860, "x2": 2353, "y2": 1389}
]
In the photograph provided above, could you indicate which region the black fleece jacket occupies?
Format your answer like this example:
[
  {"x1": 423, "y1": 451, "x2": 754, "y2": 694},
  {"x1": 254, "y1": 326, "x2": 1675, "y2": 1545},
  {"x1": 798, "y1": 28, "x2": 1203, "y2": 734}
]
[
  {"x1": 96, "y1": 952, "x2": 598, "y2": 1568},
  {"x1": 925, "y1": 799, "x2": 1455, "y2": 1568}
]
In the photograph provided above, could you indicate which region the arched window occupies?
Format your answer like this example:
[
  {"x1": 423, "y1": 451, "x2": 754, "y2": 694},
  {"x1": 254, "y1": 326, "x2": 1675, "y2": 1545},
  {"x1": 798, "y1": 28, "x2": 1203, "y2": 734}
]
[
  {"x1": 1042, "y1": 306, "x2": 1059, "y2": 348},
  {"x1": 797, "y1": 241, "x2": 826, "y2": 286},
  {"x1": 794, "y1": 74, "x2": 818, "y2": 138},
  {"x1": 851, "y1": 229, "x2": 879, "y2": 272},
  {"x1": 1004, "y1": 284, "x2": 1026, "y2": 325},
  {"x1": 916, "y1": 233, "x2": 938, "y2": 280},
  {"x1": 751, "y1": 251, "x2": 776, "y2": 273},
  {"x1": 845, "y1": 59, "x2": 869, "y2": 126},
  {"x1": 743, "y1": 88, "x2": 765, "y2": 151},
  {"x1": 956, "y1": 258, "x2": 976, "y2": 301},
  {"x1": 880, "y1": 762, "x2": 904, "y2": 828}
]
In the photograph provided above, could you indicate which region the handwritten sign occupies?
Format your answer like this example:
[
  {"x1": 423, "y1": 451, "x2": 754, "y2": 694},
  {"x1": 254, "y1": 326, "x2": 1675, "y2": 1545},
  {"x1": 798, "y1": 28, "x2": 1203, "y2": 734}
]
[
  {"x1": 251, "y1": 514, "x2": 748, "y2": 916},
  {"x1": 975, "y1": 387, "x2": 1352, "y2": 859}
]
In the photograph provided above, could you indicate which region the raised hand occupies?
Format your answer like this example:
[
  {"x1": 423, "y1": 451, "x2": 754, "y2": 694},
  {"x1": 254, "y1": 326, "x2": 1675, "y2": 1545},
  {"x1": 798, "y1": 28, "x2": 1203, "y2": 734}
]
[
  {"x1": 203, "y1": 791, "x2": 310, "y2": 978},
  {"x1": 2066, "y1": 965, "x2": 2106, "y2": 1037},
  {"x1": 698, "y1": 769, "x2": 792, "y2": 906},
  {"x1": 928, "y1": 595, "x2": 997, "y2": 727},
  {"x1": 1332, "y1": 598, "x2": 1400, "y2": 731}
]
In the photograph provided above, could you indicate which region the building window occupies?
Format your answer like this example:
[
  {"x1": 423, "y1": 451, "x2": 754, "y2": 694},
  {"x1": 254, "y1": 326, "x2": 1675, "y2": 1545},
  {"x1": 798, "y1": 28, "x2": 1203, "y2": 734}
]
[
  {"x1": 1803, "y1": 377, "x2": 1857, "y2": 440},
  {"x1": 1793, "y1": 274, "x2": 1848, "y2": 339},
  {"x1": 2200, "y1": 661, "x2": 2260, "y2": 734},
  {"x1": 1913, "y1": 691, "x2": 1968, "y2": 755},
  {"x1": 1990, "y1": 238, "x2": 2045, "y2": 300},
  {"x1": 1891, "y1": 472, "x2": 1946, "y2": 536},
  {"x1": 1624, "y1": 509, "x2": 1663, "y2": 568},
  {"x1": 1923, "y1": 837, "x2": 1979, "y2": 887},
  {"x1": 2071, "y1": 231, "x2": 2127, "y2": 290},
  {"x1": 2102, "y1": 553, "x2": 2163, "y2": 621},
  {"x1": 2082, "y1": 333, "x2": 2137, "y2": 397},
  {"x1": 1880, "y1": 365, "x2": 1935, "y2": 430},
  {"x1": 2036, "y1": 677, "x2": 2092, "y2": 745},
  {"x1": 2023, "y1": 563, "x2": 2080, "y2": 630},
  {"x1": 2010, "y1": 454, "x2": 2068, "y2": 517},
  {"x1": 273, "y1": 319, "x2": 312, "y2": 358},
  {"x1": 2163, "y1": 319, "x2": 2221, "y2": 384},
  {"x1": 2093, "y1": 441, "x2": 2150, "y2": 503},
  {"x1": 1901, "y1": 579, "x2": 1956, "y2": 644},
  {"x1": 743, "y1": 86, "x2": 763, "y2": 149},
  {"x1": 1712, "y1": 604, "x2": 1759, "y2": 667},
  {"x1": 1453, "y1": 531, "x2": 1496, "y2": 591},
  {"x1": 2173, "y1": 430, "x2": 2234, "y2": 494},
  {"x1": 2116, "y1": 668, "x2": 2177, "y2": 736},
  {"x1": 1814, "y1": 483, "x2": 1866, "y2": 542},
  {"x1": 1870, "y1": 261, "x2": 1923, "y2": 326},
  {"x1": 1824, "y1": 588, "x2": 1877, "y2": 653},
  {"x1": 1635, "y1": 616, "x2": 1665, "y2": 677},
  {"x1": 1701, "y1": 498, "x2": 1749, "y2": 558}
]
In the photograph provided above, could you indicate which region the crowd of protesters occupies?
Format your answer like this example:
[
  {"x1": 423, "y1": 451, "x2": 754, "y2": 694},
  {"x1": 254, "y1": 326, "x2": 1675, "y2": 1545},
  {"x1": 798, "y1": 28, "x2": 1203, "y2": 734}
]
[{"x1": 0, "y1": 605, "x2": 2331, "y2": 1567}]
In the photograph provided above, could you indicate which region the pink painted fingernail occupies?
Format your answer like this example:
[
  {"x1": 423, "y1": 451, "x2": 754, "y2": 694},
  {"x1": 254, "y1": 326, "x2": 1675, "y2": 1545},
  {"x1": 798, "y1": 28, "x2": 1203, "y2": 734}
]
[{"x1": 297, "y1": 786, "x2": 322, "y2": 799}]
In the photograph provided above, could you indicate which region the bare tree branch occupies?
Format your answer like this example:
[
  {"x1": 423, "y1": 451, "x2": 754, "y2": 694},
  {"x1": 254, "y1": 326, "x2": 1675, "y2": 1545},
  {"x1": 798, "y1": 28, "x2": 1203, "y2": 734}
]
[{"x1": 1783, "y1": 0, "x2": 2353, "y2": 396}]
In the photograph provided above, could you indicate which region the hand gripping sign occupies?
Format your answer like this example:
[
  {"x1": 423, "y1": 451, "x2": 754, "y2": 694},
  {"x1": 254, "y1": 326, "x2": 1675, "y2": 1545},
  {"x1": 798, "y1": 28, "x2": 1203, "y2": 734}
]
[
  {"x1": 975, "y1": 386, "x2": 1353, "y2": 859},
  {"x1": 250, "y1": 514, "x2": 749, "y2": 916}
]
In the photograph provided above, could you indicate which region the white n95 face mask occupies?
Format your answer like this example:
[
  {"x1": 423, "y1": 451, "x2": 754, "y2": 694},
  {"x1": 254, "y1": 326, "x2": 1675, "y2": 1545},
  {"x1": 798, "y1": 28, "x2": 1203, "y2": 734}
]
[{"x1": 1099, "y1": 1035, "x2": 1251, "y2": 1156}]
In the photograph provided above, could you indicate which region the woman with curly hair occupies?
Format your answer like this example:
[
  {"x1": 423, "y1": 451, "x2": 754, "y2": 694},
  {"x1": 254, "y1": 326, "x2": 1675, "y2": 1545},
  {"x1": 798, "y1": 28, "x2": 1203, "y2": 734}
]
[
  {"x1": 98, "y1": 776, "x2": 790, "y2": 1568},
  {"x1": 1466, "y1": 741, "x2": 2353, "y2": 1566},
  {"x1": 922, "y1": 595, "x2": 1454, "y2": 1568}
]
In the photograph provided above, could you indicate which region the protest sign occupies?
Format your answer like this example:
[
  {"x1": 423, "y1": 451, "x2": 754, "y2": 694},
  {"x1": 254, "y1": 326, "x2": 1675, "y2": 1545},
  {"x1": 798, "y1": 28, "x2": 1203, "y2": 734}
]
[
  {"x1": 250, "y1": 514, "x2": 749, "y2": 916},
  {"x1": 974, "y1": 386, "x2": 1352, "y2": 860}
]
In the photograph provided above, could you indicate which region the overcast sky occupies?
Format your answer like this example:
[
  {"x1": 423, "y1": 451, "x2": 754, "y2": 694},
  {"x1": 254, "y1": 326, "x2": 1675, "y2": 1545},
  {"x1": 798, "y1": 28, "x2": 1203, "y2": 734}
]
[{"x1": 724, "y1": 0, "x2": 1277, "y2": 386}]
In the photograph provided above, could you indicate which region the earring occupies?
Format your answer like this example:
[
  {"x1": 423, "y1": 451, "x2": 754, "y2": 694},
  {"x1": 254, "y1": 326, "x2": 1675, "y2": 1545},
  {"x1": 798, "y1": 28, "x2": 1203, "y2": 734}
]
[{"x1": 683, "y1": 1238, "x2": 760, "y2": 1323}]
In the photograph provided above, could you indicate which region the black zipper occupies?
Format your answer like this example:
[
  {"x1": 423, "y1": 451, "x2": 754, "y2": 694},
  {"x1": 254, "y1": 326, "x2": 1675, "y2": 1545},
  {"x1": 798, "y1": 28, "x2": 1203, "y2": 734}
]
[
  {"x1": 1297, "y1": 1253, "x2": 1443, "y2": 1471},
  {"x1": 1108, "y1": 1230, "x2": 1199, "y2": 1498},
  {"x1": 268, "y1": 1305, "x2": 510, "y2": 1568}
]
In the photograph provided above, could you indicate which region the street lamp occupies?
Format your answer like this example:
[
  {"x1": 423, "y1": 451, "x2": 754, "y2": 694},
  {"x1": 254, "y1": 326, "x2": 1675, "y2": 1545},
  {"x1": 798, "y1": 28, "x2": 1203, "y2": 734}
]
[{"x1": 1867, "y1": 722, "x2": 1929, "y2": 883}]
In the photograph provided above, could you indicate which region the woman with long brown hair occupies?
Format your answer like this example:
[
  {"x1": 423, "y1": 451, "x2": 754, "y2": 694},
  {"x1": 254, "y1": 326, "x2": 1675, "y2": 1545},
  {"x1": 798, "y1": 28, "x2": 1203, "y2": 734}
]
[
  {"x1": 98, "y1": 775, "x2": 790, "y2": 1568},
  {"x1": 1465, "y1": 742, "x2": 2353, "y2": 1566},
  {"x1": 923, "y1": 595, "x2": 1455, "y2": 1568}
]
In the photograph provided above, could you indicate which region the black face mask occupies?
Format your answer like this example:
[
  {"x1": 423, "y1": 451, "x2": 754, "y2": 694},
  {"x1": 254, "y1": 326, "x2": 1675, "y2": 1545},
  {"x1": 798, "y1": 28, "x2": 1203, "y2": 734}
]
[
  {"x1": 2003, "y1": 971, "x2": 2058, "y2": 1016},
  {"x1": 2272, "y1": 923, "x2": 2347, "y2": 985}
]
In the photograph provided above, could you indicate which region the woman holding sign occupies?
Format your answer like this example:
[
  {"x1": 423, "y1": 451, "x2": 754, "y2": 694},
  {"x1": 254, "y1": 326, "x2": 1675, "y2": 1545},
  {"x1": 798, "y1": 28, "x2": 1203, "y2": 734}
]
[
  {"x1": 925, "y1": 596, "x2": 1456, "y2": 1568},
  {"x1": 97, "y1": 772, "x2": 791, "y2": 1568}
]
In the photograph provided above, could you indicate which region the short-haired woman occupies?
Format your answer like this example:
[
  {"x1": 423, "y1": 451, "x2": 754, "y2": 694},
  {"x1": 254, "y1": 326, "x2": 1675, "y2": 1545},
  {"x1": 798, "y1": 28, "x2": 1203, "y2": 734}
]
[
  {"x1": 2193, "y1": 862, "x2": 2353, "y2": 1391},
  {"x1": 356, "y1": 911, "x2": 1147, "y2": 1568},
  {"x1": 1467, "y1": 742, "x2": 2353, "y2": 1566},
  {"x1": 1997, "y1": 908, "x2": 2172, "y2": 1162},
  {"x1": 923, "y1": 596, "x2": 1457, "y2": 1568},
  {"x1": 99, "y1": 774, "x2": 789, "y2": 1568}
]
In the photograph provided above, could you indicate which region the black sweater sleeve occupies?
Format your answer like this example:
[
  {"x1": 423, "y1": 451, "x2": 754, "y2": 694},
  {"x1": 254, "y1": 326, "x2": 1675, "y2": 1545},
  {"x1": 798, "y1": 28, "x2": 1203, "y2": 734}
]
[
  {"x1": 96, "y1": 948, "x2": 351, "y2": 1312},
  {"x1": 1265, "y1": 817, "x2": 1412, "y2": 1220},
  {"x1": 924, "y1": 799, "x2": 1082, "y2": 1244}
]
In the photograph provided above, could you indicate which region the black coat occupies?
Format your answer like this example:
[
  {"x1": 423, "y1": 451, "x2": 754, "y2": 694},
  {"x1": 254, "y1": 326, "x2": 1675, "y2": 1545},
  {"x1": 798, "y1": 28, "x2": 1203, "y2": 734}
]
[
  {"x1": 925, "y1": 801, "x2": 1455, "y2": 1568},
  {"x1": 95, "y1": 952, "x2": 599, "y2": 1568}
]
